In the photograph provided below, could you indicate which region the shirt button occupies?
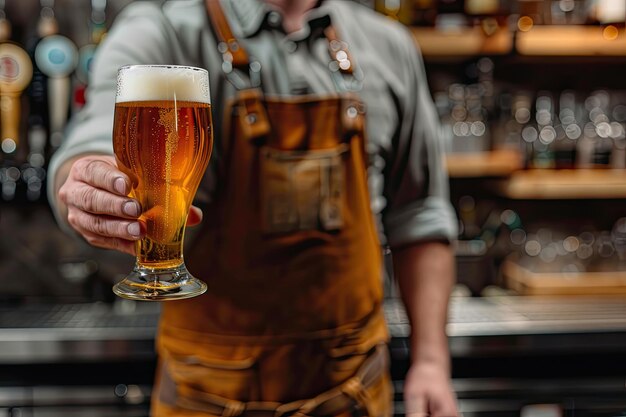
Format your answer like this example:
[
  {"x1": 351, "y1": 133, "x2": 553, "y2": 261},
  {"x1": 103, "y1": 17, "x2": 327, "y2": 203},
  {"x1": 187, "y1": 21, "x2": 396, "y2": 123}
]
[
  {"x1": 285, "y1": 41, "x2": 297, "y2": 53},
  {"x1": 267, "y1": 11, "x2": 281, "y2": 28}
]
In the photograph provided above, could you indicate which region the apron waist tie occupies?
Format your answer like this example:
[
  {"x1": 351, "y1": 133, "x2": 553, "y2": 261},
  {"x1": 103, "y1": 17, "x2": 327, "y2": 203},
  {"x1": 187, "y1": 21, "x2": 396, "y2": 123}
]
[{"x1": 174, "y1": 344, "x2": 388, "y2": 417}]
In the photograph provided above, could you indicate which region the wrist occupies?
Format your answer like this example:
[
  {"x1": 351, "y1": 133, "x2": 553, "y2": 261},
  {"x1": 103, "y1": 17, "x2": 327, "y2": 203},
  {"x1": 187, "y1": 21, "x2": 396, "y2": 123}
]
[{"x1": 410, "y1": 340, "x2": 451, "y2": 371}]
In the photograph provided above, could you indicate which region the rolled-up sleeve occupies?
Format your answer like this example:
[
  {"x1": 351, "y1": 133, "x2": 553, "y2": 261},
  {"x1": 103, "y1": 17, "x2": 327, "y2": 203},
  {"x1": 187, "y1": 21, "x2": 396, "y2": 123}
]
[
  {"x1": 382, "y1": 30, "x2": 457, "y2": 248},
  {"x1": 46, "y1": 3, "x2": 175, "y2": 223}
]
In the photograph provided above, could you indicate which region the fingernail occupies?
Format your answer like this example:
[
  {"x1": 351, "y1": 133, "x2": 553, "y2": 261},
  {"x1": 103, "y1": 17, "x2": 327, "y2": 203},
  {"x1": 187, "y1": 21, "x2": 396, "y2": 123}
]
[
  {"x1": 123, "y1": 201, "x2": 140, "y2": 217},
  {"x1": 127, "y1": 222, "x2": 141, "y2": 237},
  {"x1": 114, "y1": 177, "x2": 127, "y2": 195}
]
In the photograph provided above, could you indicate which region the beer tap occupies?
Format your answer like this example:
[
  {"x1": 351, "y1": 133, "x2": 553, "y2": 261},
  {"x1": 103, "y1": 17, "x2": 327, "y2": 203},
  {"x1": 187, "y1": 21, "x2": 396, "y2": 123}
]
[
  {"x1": 34, "y1": 0, "x2": 78, "y2": 153},
  {"x1": 25, "y1": 0, "x2": 59, "y2": 173},
  {"x1": 37, "y1": 0, "x2": 58, "y2": 39},
  {"x1": 0, "y1": 1, "x2": 10, "y2": 43},
  {"x1": 0, "y1": 3, "x2": 33, "y2": 201},
  {"x1": 0, "y1": 15, "x2": 33, "y2": 164},
  {"x1": 76, "y1": 0, "x2": 107, "y2": 110},
  {"x1": 89, "y1": 0, "x2": 108, "y2": 45}
]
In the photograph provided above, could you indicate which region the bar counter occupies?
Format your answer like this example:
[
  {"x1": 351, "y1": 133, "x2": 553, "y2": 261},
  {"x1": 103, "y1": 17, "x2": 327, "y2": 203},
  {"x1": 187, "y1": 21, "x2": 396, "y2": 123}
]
[{"x1": 1, "y1": 296, "x2": 625, "y2": 416}]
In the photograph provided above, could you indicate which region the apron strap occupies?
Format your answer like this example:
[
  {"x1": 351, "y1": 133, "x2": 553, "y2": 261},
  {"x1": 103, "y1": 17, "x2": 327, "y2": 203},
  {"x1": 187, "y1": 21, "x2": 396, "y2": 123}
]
[
  {"x1": 205, "y1": 0, "x2": 250, "y2": 70},
  {"x1": 204, "y1": 0, "x2": 361, "y2": 90},
  {"x1": 324, "y1": 26, "x2": 354, "y2": 76},
  {"x1": 234, "y1": 88, "x2": 271, "y2": 144}
]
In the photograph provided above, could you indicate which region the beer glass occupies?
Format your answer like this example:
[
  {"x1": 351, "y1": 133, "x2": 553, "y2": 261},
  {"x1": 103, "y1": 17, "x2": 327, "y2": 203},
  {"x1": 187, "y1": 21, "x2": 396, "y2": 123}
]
[{"x1": 112, "y1": 65, "x2": 212, "y2": 301}]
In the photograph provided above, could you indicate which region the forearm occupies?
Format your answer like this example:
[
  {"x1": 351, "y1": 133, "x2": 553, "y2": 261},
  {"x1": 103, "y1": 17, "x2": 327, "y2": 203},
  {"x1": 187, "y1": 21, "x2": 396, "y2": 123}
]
[{"x1": 393, "y1": 241, "x2": 455, "y2": 368}]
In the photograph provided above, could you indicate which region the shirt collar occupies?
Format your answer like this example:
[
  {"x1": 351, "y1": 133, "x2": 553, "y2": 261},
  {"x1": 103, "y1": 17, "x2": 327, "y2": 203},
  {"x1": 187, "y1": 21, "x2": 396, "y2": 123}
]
[
  {"x1": 221, "y1": 0, "x2": 267, "y2": 38},
  {"x1": 221, "y1": 0, "x2": 332, "y2": 39}
]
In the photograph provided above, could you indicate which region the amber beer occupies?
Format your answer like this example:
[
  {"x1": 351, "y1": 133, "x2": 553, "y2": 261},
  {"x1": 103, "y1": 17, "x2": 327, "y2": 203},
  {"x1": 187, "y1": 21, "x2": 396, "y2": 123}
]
[{"x1": 112, "y1": 65, "x2": 212, "y2": 301}]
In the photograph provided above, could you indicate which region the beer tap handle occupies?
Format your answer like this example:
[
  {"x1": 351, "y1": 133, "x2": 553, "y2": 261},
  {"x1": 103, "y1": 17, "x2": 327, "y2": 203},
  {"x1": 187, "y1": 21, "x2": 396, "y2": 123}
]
[
  {"x1": 76, "y1": 44, "x2": 96, "y2": 86},
  {"x1": 0, "y1": 2, "x2": 11, "y2": 43},
  {"x1": 37, "y1": 0, "x2": 59, "y2": 38},
  {"x1": 76, "y1": 1, "x2": 105, "y2": 90},
  {"x1": 34, "y1": 34, "x2": 78, "y2": 150},
  {"x1": 0, "y1": 43, "x2": 34, "y2": 160},
  {"x1": 48, "y1": 76, "x2": 71, "y2": 146},
  {"x1": 0, "y1": 93, "x2": 21, "y2": 154},
  {"x1": 90, "y1": 0, "x2": 107, "y2": 44}
]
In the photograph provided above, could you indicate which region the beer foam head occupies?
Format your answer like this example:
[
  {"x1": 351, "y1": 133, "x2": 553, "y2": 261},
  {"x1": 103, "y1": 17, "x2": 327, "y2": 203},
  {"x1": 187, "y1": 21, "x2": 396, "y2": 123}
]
[{"x1": 116, "y1": 65, "x2": 210, "y2": 104}]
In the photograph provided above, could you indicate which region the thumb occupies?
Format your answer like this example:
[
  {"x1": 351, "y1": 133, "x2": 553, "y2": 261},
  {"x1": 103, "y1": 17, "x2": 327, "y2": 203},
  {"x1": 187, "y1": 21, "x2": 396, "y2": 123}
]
[
  {"x1": 186, "y1": 206, "x2": 203, "y2": 227},
  {"x1": 404, "y1": 378, "x2": 429, "y2": 417},
  {"x1": 405, "y1": 395, "x2": 428, "y2": 417}
]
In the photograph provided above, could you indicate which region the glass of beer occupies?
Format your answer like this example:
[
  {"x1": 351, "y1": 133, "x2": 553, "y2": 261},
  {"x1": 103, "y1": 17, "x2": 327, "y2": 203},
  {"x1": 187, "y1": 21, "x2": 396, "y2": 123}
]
[{"x1": 112, "y1": 65, "x2": 212, "y2": 301}]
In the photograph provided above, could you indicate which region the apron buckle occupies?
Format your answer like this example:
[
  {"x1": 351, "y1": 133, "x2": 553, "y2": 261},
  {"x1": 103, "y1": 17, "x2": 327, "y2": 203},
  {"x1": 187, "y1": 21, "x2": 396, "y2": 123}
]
[{"x1": 235, "y1": 88, "x2": 271, "y2": 144}]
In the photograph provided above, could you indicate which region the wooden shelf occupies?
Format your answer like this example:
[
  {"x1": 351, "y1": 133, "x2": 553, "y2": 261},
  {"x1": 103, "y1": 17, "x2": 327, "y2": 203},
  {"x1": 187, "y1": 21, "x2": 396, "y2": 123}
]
[
  {"x1": 411, "y1": 26, "x2": 512, "y2": 57},
  {"x1": 496, "y1": 169, "x2": 626, "y2": 199},
  {"x1": 516, "y1": 25, "x2": 626, "y2": 56},
  {"x1": 503, "y1": 260, "x2": 626, "y2": 296},
  {"x1": 446, "y1": 149, "x2": 523, "y2": 178},
  {"x1": 412, "y1": 25, "x2": 626, "y2": 58}
]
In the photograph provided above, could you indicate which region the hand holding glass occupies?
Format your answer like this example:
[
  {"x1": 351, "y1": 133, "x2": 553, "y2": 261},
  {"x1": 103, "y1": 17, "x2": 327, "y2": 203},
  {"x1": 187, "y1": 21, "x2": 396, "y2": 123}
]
[{"x1": 112, "y1": 65, "x2": 213, "y2": 300}]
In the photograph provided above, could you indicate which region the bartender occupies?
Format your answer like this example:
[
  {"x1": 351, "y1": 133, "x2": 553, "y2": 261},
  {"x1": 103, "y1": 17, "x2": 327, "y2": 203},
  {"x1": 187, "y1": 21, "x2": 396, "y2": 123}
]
[{"x1": 47, "y1": 0, "x2": 459, "y2": 415}]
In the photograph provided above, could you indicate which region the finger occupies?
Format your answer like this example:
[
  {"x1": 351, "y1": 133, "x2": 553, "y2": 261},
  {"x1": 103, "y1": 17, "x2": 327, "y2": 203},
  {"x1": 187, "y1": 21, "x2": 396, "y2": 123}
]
[
  {"x1": 432, "y1": 409, "x2": 461, "y2": 417},
  {"x1": 68, "y1": 184, "x2": 141, "y2": 219},
  {"x1": 81, "y1": 230, "x2": 137, "y2": 256},
  {"x1": 430, "y1": 397, "x2": 460, "y2": 417},
  {"x1": 68, "y1": 209, "x2": 144, "y2": 240},
  {"x1": 405, "y1": 395, "x2": 428, "y2": 416},
  {"x1": 72, "y1": 158, "x2": 130, "y2": 196},
  {"x1": 186, "y1": 206, "x2": 203, "y2": 227},
  {"x1": 430, "y1": 405, "x2": 459, "y2": 417}
]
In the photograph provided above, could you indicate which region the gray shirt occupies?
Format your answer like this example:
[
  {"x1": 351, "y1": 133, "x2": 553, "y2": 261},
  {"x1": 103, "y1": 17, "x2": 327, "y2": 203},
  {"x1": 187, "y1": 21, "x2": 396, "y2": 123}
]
[{"x1": 47, "y1": 0, "x2": 457, "y2": 247}]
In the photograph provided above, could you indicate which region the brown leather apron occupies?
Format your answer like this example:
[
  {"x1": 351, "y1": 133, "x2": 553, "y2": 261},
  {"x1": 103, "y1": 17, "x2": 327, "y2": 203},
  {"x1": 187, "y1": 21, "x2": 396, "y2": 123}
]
[{"x1": 152, "y1": 1, "x2": 391, "y2": 416}]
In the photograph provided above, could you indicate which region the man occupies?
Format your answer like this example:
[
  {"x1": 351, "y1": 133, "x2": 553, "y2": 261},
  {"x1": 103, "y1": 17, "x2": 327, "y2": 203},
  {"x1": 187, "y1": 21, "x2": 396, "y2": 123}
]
[{"x1": 48, "y1": 0, "x2": 459, "y2": 415}]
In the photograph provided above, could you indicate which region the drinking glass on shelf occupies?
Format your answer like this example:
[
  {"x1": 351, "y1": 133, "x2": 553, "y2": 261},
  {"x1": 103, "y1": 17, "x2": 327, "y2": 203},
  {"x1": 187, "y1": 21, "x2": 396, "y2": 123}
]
[{"x1": 112, "y1": 65, "x2": 213, "y2": 301}]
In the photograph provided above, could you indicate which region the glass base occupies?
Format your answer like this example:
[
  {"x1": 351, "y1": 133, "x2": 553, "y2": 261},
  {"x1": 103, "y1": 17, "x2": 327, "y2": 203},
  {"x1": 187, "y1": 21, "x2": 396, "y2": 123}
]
[{"x1": 113, "y1": 263, "x2": 207, "y2": 301}]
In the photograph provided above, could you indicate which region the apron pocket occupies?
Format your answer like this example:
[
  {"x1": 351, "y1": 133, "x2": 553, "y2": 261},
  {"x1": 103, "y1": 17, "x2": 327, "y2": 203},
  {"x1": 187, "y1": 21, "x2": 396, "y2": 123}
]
[
  {"x1": 166, "y1": 353, "x2": 258, "y2": 402},
  {"x1": 259, "y1": 145, "x2": 348, "y2": 235}
]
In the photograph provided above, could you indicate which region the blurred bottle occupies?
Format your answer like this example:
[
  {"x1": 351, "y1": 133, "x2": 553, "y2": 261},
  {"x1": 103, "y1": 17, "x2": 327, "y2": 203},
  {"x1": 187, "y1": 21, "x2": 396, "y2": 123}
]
[
  {"x1": 550, "y1": 0, "x2": 588, "y2": 25},
  {"x1": 507, "y1": 91, "x2": 533, "y2": 166},
  {"x1": 576, "y1": 90, "x2": 620, "y2": 169},
  {"x1": 411, "y1": 0, "x2": 438, "y2": 26},
  {"x1": 465, "y1": 0, "x2": 512, "y2": 36},
  {"x1": 588, "y1": 0, "x2": 625, "y2": 26},
  {"x1": 529, "y1": 92, "x2": 556, "y2": 168},
  {"x1": 553, "y1": 90, "x2": 579, "y2": 169},
  {"x1": 375, "y1": 0, "x2": 416, "y2": 24},
  {"x1": 458, "y1": 195, "x2": 480, "y2": 239},
  {"x1": 611, "y1": 217, "x2": 626, "y2": 266},
  {"x1": 516, "y1": 0, "x2": 550, "y2": 25},
  {"x1": 436, "y1": 0, "x2": 470, "y2": 29}
]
